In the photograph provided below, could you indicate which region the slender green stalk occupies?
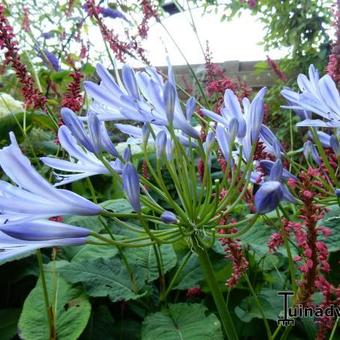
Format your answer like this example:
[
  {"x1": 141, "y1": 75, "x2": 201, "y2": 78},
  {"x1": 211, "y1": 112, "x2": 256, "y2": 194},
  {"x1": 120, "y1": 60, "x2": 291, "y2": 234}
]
[
  {"x1": 277, "y1": 207, "x2": 297, "y2": 293},
  {"x1": 163, "y1": 251, "x2": 192, "y2": 300},
  {"x1": 36, "y1": 250, "x2": 56, "y2": 339},
  {"x1": 244, "y1": 274, "x2": 272, "y2": 339},
  {"x1": 329, "y1": 317, "x2": 339, "y2": 340},
  {"x1": 193, "y1": 237, "x2": 238, "y2": 340},
  {"x1": 86, "y1": 177, "x2": 97, "y2": 203}
]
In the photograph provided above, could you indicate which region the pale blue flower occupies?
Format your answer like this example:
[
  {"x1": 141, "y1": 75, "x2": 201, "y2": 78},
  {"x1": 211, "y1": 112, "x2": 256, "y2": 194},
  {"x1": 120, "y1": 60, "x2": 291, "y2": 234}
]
[
  {"x1": 122, "y1": 163, "x2": 141, "y2": 212},
  {"x1": 84, "y1": 63, "x2": 199, "y2": 138},
  {"x1": 0, "y1": 132, "x2": 102, "y2": 219},
  {"x1": 281, "y1": 65, "x2": 340, "y2": 128},
  {"x1": 303, "y1": 141, "x2": 321, "y2": 165},
  {"x1": 202, "y1": 87, "x2": 267, "y2": 160},
  {"x1": 0, "y1": 218, "x2": 90, "y2": 241},
  {"x1": 0, "y1": 227, "x2": 87, "y2": 264},
  {"x1": 155, "y1": 130, "x2": 167, "y2": 158},
  {"x1": 41, "y1": 126, "x2": 123, "y2": 186},
  {"x1": 61, "y1": 108, "x2": 118, "y2": 156},
  {"x1": 255, "y1": 160, "x2": 296, "y2": 214}
]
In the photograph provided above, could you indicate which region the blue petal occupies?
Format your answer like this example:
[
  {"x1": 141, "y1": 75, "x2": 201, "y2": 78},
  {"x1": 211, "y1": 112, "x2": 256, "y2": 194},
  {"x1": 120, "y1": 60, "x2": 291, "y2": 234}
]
[
  {"x1": 122, "y1": 163, "x2": 141, "y2": 212},
  {"x1": 163, "y1": 82, "x2": 176, "y2": 124},
  {"x1": 216, "y1": 125, "x2": 231, "y2": 161},
  {"x1": 0, "y1": 219, "x2": 90, "y2": 241},
  {"x1": 122, "y1": 65, "x2": 139, "y2": 99},
  {"x1": 255, "y1": 181, "x2": 283, "y2": 214},
  {"x1": 61, "y1": 108, "x2": 94, "y2": 152},
  {"x1": 269, "y1": 159, "x2": 283, "y2": 181},
  {"x1": 185, "y1": 97, "x2": 196, "y2": 121},
  {"x1": 155, "y1": 131, "x2": 167, "y2": 158}
]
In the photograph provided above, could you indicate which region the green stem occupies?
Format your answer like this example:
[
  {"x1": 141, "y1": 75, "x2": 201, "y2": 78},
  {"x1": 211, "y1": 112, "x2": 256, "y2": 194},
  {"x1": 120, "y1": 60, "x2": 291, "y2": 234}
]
[
  {"x1": 163, "y1": 251, "x2": 192, "y2": 300},
  {"x1": 329, "y1": 317, "x2": 339, "y2": 340},
  {"x1": 36, "y1": 250, "x2": 56, "y2": 340},
  {"x1": 193, "y1": 237, "x2": 238, "y2": 340},
  {"x1": 277, "y1": 206, "x2": 297, "y2": 293},
  {"x1": 244, "y1": 274, "x2": 272, "y2": 339}
]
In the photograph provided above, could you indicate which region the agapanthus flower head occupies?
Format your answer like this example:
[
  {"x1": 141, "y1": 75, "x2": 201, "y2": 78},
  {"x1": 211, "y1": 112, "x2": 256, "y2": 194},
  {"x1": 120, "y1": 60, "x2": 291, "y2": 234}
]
[
  {"x1": 41, "y1": 125, "x2": 123, "y2": 186},
  {"x1": 0, "y1": 132, "x2": 102, "y2": 219},
  {"x1": 259, "y1": 125, "x2": 284, "y2": 157},
  {"x1": 84, "y1": 63, "x2": 199, "y2": 139},
  {"x1": 203, "y1": 131, "x2": 215, "y2": 153},
  {"x1": 281, "y1": 65, "x2": 340, "y2": 128},
  {"x1": 41, "y1": 31, "x2": 53, "y2": 39},
  {"x1": 61, "y1": 108, "x2": 118, "y2": 157},
  {"x1": 185, "y1": 97, "x2": 196, "y2": 121},
  {"x1": 164, "y1": 81, "x2": 176, "y2": 124},
  {"x1": 258, "y1": 160, "x2": 296, "y2": 181},
  {"x1": 123, "y1": 147, "x2": 131, "y2": 162},
  {"x1": 202, "y1": 87, "x2": 267, "y2": 160}
]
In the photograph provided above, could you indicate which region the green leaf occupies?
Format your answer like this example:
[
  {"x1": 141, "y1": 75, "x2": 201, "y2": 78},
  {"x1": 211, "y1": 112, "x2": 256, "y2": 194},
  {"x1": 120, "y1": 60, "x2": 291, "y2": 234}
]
[
  {"x1": 18, "y1": 264, "x2": 91, "y2": 340},
  {"x1": 101, "y1": 198, "x2": 134, "y2": 213},
  {"x1": 82, "y1": 63, "x2": 96, "y2": 76},
  {"x1": 0, "y1": 113, "x2": 27, "y2": 143},
  {"x1": 234, "y1": 288, "x2": 282, "y2": 323},
  {"x1": 59, "y1": 257, "x2": 145, "y2": 302},
  {"x1": 173, "y1": 254, "x2": 204, "y2": 290},
  {"x1": 50, "y1": 70, "x2": 72, "y2": 83},
  {"x1": 240, "y1": 222, "x2": 274, "y2": 254},
  {"x1": 63, "y1": 215, "x2": 103, "y2": 233},
  {"x1": 0, "y1": 308, "x2": 21, "y2": 340},
  {"x1": 142, "y1": 303, "x2": 223, "y2": 340},
  {"x1": 124, "y1": 244, "x2": 177, "y2": 283},
  {"x1": 72, "y1": 244, "x2": 118, "y2": 262},
  {"x1": 319, "y1": 205, "x2": 340, "y2": 252}
]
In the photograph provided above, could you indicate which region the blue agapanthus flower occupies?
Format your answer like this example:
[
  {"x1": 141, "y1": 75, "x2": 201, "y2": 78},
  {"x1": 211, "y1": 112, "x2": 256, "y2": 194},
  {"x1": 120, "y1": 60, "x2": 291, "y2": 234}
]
[
  {"x1": 254, "y1": 160, "x2": 296, "y2": 214},
  {"x1": 44, "y1": 49, "x2": 60, "y2": 71},
  {"x1": 202, "y1": 87, "x2": 267, "y2": 161},
  {"x1": 0, "y1": 215, "x2": 92, "y2": 264},
  {"x1": 312, "y1": 130, "x2": 340, "y2": 157},
  {"x1": 41, "y1": 125, "x2": 123, "y2": 186},
  {"x1": 122, "y1": 163, "x2": 141, "y2": 212},
  {"x1": 84, "y1": 63, "x2": 199, "y2": 139},
  {"x1": 0, "y1": 132, "x2": 102, "y2": 219},
  {"x1": 281, "y1": 65, "x2": 340, "y2": 128}
]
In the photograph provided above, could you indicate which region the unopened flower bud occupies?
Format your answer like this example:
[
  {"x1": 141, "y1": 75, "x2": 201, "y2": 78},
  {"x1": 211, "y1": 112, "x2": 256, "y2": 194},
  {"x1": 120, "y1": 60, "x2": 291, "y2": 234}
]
[{"x1": 160, "y1": 211, "x2": 178, "y2": 224}]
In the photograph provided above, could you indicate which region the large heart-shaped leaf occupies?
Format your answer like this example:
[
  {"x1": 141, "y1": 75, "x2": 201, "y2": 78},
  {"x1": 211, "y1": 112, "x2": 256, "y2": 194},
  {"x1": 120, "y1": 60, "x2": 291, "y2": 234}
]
[
  {"x1": 18, "y1": 263, "x2": 91, "y2": 340},
  {"x1": 142, "y1": 303, "x2": 223, "y2": 340},
  {"x1": 59, "y1": 257, "x2": 145, "y2": 302},
  {"x1": 124, "y1": 244, "x2": 177, "y2": 283}
]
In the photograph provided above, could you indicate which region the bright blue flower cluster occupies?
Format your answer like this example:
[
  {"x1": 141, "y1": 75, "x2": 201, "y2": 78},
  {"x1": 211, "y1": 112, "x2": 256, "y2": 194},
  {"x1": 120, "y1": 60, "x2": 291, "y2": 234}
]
[{"x1": 2, "y1": 61, "x2": 339, "y2": 262}]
